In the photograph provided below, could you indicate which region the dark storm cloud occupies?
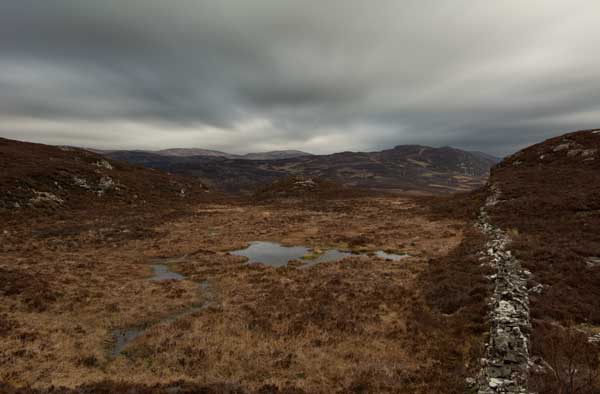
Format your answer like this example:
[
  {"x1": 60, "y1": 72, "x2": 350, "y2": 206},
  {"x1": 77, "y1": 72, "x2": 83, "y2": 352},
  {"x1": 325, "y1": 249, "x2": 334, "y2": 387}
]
[{"x1": 1, "y1": 0, "x2": 599, "y2": 155}]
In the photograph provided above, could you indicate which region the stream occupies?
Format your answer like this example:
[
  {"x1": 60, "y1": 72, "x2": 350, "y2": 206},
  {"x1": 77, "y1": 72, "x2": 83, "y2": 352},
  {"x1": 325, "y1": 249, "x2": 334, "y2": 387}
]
[{"x1": 111, "y1": 260, "x2": 214, "y2": 358}]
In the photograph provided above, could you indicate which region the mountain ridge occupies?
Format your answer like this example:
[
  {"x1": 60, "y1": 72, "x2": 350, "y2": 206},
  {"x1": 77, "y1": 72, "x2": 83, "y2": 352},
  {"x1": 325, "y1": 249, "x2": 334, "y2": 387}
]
[
  {"x1": 86, "y1": 147, "x2": 313, "y2": 160},
  {"x1": 102, "y1": 144, "x2": 498, "y2": 195}
]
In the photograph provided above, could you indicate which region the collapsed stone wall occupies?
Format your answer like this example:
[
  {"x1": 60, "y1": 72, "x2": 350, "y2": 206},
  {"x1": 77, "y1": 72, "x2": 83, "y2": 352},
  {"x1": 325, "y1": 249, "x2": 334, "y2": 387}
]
[{"x1": 474, "y1": 185, "x2": 531, "y2": 394}]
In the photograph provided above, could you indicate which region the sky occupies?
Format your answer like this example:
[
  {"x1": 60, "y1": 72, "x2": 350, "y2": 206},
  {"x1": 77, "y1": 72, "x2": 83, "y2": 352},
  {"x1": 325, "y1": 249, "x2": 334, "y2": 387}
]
[{"x1": 1, "y1": 0, "x2": 599, "y2": 156}]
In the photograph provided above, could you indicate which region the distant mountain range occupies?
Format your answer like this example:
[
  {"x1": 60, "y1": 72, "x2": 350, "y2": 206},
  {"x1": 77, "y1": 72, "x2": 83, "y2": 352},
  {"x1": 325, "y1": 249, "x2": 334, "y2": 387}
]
[
  {"x1": 87, "y1": 148, "x2": 313, "y2": 161},
  {"x1": 100, "y1": 145, "x2": 499, "y2": 194}
]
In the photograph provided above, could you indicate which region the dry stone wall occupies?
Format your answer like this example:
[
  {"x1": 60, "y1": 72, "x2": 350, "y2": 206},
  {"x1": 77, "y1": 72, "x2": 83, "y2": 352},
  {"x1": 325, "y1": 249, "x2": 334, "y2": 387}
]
[{"x1": 474, "y1": 185, "x2": 531, "y2": 394}]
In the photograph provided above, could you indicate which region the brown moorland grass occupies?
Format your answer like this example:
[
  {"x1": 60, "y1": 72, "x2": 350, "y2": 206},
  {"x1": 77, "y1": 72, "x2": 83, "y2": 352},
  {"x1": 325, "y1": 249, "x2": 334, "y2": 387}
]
[
  {"x1": 1, "y1": 194, "x2": 472, "y2": 393},
  {"x1": 0, "y1": 137, "x2": 495, "y2": 393},
  {"x1": 403, "y1": 191, "x2": 492, "y2": 393}
]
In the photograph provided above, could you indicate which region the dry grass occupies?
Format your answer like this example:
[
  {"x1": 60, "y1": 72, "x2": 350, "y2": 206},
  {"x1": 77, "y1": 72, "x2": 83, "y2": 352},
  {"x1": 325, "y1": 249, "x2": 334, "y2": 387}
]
[{"x1": 0, "y1": 196, "x2": 469, "y2": 393}]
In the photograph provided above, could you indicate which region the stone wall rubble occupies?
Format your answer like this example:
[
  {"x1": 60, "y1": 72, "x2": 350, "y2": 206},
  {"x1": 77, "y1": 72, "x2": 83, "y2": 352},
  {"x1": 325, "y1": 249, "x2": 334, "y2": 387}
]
[{"x1": 474, "y1": 185, "x2": 531, "y2": 394}]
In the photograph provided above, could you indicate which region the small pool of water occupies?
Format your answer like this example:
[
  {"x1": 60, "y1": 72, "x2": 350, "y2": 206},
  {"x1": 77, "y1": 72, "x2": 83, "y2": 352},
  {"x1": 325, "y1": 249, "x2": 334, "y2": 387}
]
[
  {"x1": 231, "y1": 242, "x2": 309, "y2": 267},
  {"x1": 230, "y1": 241, "x2": 407, "y2": 267},
  {"x1": 150, "y1": 264, "x2": 185, "y2": 281}
]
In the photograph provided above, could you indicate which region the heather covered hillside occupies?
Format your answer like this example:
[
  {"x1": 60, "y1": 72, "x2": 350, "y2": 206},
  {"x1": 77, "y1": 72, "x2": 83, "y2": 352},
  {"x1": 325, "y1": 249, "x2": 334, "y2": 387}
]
[
  {"x1": 483, "y1": 129, "x2": 600, "y2": 393},
  {"x1": 0, "y1": 138, "x2": 209, "y2": 216}
]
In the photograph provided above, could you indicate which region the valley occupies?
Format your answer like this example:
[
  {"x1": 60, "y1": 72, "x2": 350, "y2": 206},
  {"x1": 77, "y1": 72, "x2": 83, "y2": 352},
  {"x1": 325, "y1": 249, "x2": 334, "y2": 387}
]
[
  {"x1": 1, "y1": 130, "x2": 600, "y2": 393},
  {"x1": 4, "y1": 2, "x2": 600, "y2": 392}
]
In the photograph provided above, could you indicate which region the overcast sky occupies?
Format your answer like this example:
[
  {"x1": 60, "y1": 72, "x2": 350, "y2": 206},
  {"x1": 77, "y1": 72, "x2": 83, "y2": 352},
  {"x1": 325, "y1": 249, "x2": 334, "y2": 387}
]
[{"x1": 1, "y1": 0, "x2": 599, "y2": 156}]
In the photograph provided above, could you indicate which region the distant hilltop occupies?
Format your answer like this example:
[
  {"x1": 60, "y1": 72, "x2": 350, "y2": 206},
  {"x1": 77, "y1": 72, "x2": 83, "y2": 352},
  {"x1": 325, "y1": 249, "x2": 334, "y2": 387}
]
[
  {"x1": 86, "y1": 148, "x2": 313, "y2": 161},
  {"x1": 98, "y1": 144, "x2": 499, "y2": 195}
]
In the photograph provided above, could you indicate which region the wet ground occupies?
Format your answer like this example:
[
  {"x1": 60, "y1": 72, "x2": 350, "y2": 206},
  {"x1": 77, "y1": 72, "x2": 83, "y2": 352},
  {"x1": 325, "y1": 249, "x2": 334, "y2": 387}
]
[
  {"x1": 0, "y1": 196, "x2": 465, "y2": 392},
  {"x1": 150, "y1": 264, "x2": 185, "y2": 281},
  {"x1": 112, "y1": 260, "x2": 215, "y2": 357}
]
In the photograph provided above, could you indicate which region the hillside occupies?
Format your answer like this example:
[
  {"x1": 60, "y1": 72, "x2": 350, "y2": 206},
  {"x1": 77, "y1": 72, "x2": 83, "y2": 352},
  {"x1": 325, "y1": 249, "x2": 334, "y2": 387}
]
[
  {"x1": 103, "y1": 145, "x2": 498, "y2": 194},
  {"x1": 488, "y1": 128, "x2": 600, "y2": 325},
  {"x1": 251, "y1": 176, "x2": 374, "y2": 201},
  {"x1": 405, "y1": 128, "x2": 600, "y2": 394},
  {"x1": 0, "y1": 138, "x2": 209, "y2": 217},
  {"x1": 474, "y1": 129, "x2": 600, "y2": 393}
]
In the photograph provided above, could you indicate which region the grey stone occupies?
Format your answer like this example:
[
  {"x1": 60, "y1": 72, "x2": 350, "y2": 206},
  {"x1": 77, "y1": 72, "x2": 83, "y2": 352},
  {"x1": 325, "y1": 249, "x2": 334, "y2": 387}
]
[
  {"x1": 93, "y1": 159, "x2": 113, "y2": 170},
  {"x1": 589, "y1": 333, "x2": 600, "y2": 344},
  {"x1": 587, "y1": 257, "x2": 600, "y2": 268},
  {"x1": 73, "y1": 176, "x2": 91, "y2": 189},
  {"x1": 474, "y1": 184, "x2": 530, "y2": 393},
  {"x1": 553, "y1": 143, "x2": 571, "y2": 152},
  {"x1": 528, "y1": 284, "x2": 544, "y2": 294}
]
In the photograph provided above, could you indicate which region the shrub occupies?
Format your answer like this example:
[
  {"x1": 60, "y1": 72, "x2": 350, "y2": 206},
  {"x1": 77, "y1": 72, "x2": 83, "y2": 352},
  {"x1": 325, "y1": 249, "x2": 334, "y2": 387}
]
[{"x1": 530, "y1": 324, "x2": 600, "y2": 394}]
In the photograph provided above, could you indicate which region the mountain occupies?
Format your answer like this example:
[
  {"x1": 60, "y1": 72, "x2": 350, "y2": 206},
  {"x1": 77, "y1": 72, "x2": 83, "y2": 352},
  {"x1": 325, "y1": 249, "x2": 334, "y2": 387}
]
[
  {"x1": 101, "y1": 144, "x2": 497, "y2": 194},
  {"x1": 87, "y1": 147, "x2": 313, "y2": 160},
  {"x1": 0, "y1": 138, "x2": 208, "y2": 216},
  {"x1": 240, "y1": 150, "x2": 313, "y2": 160},
  {"x1": 155, "y1": 148, "x2": 236, "y2": 158},
  {"x1": 468, "y1": 150, "x2": 502, "y2": 163},
  {"x1": 155, "y1": 148, "x2": 313, "y2": 160}
]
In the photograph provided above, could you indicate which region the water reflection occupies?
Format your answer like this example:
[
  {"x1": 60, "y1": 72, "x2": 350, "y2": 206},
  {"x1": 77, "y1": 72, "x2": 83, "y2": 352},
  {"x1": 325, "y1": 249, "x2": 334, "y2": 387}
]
[{"x1": 231, "y1": 241, "x2": 407, "y2": 267}]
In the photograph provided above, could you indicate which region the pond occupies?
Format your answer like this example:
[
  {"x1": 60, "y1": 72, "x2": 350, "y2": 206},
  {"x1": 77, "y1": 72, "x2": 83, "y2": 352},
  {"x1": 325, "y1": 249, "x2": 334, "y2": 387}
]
[{"x1": 230, "y1": 241, "x2": 407, "y2": 267}]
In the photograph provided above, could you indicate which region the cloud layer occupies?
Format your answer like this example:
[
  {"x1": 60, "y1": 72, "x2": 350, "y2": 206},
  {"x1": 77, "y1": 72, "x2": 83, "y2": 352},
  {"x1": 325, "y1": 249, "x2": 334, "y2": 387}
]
[{"x1": 1, "y1": 0, "x2": 599, "y2": 155}]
